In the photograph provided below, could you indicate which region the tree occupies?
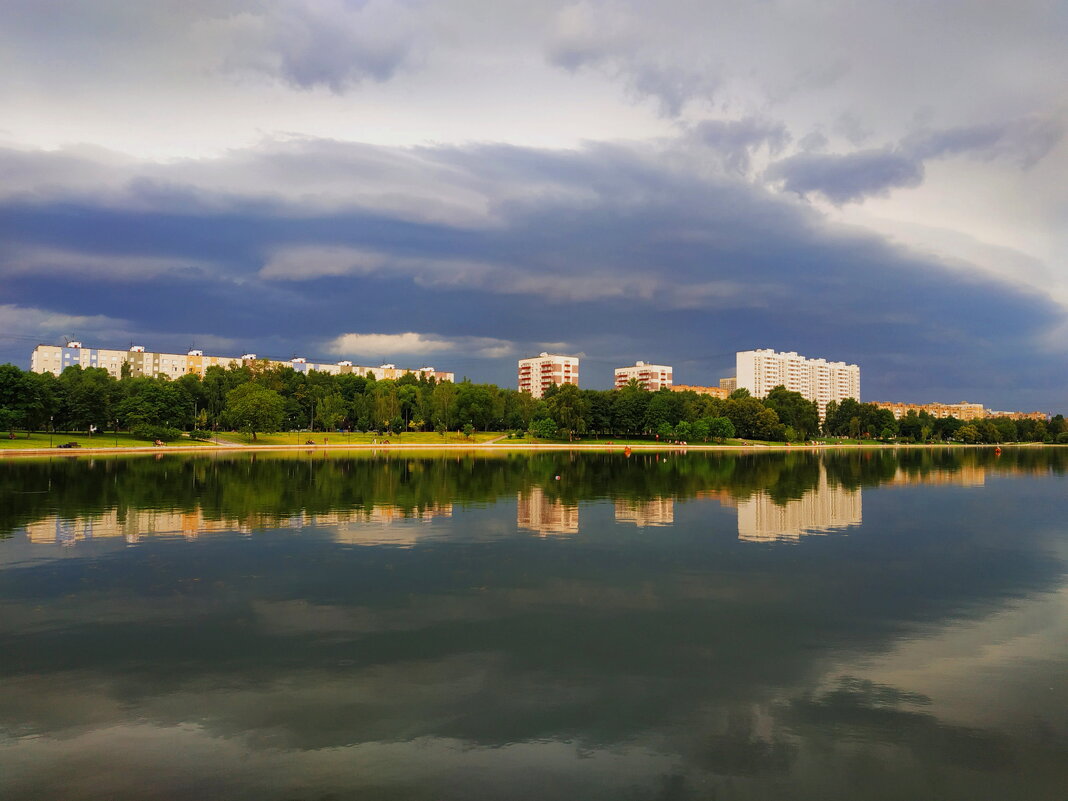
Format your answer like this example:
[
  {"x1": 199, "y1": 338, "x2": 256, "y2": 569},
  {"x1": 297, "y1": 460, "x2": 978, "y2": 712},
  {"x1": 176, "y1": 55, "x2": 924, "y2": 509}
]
[
  {"x1": 529, "y1": 417, "x2": 558, "y2": 439},
  {"x1": 764, "y1": 385, "x2": 819, "y2": 440},
  {"x1": 545, "y1": 383, "x2": 588, "y2": 440},
  {"x1": 315, "y1": 392, "x2": 347, "y2": 431},
  {"x1": 225, "y1": 383, "x2": 284, "y2": 440},
  {"x1": 0, "y1": 364, "x2": 31, "y2": 435}
]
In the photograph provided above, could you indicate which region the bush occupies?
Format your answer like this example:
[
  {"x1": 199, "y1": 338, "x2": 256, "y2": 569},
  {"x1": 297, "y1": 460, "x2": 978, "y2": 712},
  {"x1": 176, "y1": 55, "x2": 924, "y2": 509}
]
[
  {"x1": 131, "y1": 424, "x2": 183, "y2": 442},
  {"x1": 1057, "y1": 432, "x2": 1068, "y2": 444},
  {"x1": 529, "y1": 418, "x2": 558, "y2": 439},
  {"x1": 188, "y1": 429, "x2": 212, "y2": 441}
]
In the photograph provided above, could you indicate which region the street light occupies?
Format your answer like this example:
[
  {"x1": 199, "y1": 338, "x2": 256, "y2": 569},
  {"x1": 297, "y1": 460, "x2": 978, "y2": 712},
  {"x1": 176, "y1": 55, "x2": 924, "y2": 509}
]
[{"x1": 49, "y1": 415, "x2": 54, "y2": 448}]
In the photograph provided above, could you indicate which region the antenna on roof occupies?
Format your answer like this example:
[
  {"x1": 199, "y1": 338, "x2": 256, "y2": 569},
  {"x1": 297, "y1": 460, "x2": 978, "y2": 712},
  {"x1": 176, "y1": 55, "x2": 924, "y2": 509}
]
[{"x1": 62, "y1": 334, "x2": 76, "y2": 346}]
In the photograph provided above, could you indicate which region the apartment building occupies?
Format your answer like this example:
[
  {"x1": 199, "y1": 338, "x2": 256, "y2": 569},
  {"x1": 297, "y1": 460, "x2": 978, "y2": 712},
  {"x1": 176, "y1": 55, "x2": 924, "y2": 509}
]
[
  {"x1": 736, "y1": 349, "x2": 860, "y2": 416},
  {"x1": 517, "y1": 352, "x2": 579, "y2": 399},
  {"x1": 719, "y1": 377, "x2": 737, "y2": 393},
  {"x1": 669, "y1": 384, "x2": 728, "y2": 399},
  {"x1": 871, "y1": 401, "x2": 986, "y2": 421},
  {"x1": 29, "y1": 342, "x2": 454, "y2": 383},
  {"x1": 614, "y1": 361, "x2": 672, "y2": 390}
]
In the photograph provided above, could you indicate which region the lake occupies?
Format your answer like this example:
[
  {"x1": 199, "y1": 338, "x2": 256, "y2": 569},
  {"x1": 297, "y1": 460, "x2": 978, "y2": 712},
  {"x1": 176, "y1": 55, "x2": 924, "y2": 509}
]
[{"x1": 1, "y1": 449, "x2": 1066, "y2": 800}]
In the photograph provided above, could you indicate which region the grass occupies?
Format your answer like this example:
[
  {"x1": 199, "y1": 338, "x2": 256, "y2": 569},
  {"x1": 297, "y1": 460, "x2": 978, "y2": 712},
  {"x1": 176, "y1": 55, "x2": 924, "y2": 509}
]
[
  {"x1": 212, "y1": 430, "x2": 504, "y2": 446},
  {"x1": 0, "y1": 431, "x2": 217, "y2": 450}
]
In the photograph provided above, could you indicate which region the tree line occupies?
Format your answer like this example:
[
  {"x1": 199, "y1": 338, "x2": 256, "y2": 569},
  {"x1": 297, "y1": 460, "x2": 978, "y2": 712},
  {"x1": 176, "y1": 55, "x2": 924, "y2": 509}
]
[{"x1": 0, "y1": 361, "x2": 1064, "y2": 443}]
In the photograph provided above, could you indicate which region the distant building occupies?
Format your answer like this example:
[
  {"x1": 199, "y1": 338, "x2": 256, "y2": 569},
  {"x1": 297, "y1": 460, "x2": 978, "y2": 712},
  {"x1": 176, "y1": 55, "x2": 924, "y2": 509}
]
[
  {"x1": 29, "y1": 343, "x2": 454, "y2": 383},
  {"x1": 614, "y1": 361, "x2": 672, "y2": 390},
  {"x1": 736, "y1": 349, "x2": 860, "y2": 416},
  {"x1": 719, "y1": 377, "x2": 737, "y2": 393},
  {"x1": 517, "y1": 352, "x2": 579, "y2": 399},
  {"x1": 871, "y1": 401, "x2": 985, "y2": 421},
  {"x1": 670, "y1": 384, "x2": 728, "y2": 398}
]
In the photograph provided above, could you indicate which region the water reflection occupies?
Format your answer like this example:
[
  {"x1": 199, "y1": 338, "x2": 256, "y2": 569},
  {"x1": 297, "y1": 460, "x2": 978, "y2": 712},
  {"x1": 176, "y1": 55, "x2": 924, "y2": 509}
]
[{"x1": 1, "y1": 449, "x2": 1066, "y2": 800}]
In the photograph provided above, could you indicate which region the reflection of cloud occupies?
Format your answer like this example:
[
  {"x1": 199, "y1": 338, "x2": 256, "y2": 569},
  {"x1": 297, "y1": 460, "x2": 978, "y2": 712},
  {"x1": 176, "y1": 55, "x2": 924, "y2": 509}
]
[{"x1": 517, "y1": 487, "x2": 579, "y2": 536}]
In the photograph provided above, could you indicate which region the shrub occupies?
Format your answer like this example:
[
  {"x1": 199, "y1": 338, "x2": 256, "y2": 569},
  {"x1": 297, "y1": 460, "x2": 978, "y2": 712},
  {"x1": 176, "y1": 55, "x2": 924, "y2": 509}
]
[
  {"x1": 1057, "y1": 432, "x2": 1068, "y2": 444},
  {"x1": 131, "y1": 424, "x2": 183, "y2": 442},
  {"x1": 188, "y1": 429, "x2": 212, "y2": 441}
]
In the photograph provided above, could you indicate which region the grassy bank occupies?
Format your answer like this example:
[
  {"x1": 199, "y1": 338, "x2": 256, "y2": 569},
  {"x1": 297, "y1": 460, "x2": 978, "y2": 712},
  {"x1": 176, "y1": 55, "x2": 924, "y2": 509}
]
[{"x1": 0, "y1": 432, "x2": 217, "y2": 450}]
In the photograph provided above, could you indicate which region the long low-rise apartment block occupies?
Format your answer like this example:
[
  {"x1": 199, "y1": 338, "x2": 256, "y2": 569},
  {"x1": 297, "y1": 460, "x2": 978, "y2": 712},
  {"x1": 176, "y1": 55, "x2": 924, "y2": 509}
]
[
  {"x1": 30, "y1": 342, "x2": 454, "y2": 383},
  {"x1": 669, "y1": 384, "x2": 728, "y2": 398},
  {"x1": 872, "y1": 400, "x2": 1046, "y2": 421},
  {"x1": 614, "y1": 361, "x2": 672, "y2": 390},
  {"x1": 736, "y1": 348, "x2": 860, "y2": 416}
]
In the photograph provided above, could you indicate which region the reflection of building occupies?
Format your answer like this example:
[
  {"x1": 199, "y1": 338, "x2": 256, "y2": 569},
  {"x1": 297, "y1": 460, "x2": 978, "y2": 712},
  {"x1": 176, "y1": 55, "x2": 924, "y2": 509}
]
[
  {"x1": 517, "y1": 352, "x2": 579, "y2": 399},
  {"x1": 886, "y1": 465, "x2": 986, "y2": 487},
  {"x1": 23, "y1": 503, "x2": 453, "y2": 547},
  {"x1": 614, "y1": 498, "x2": 675, "y2": 527},
  {"x1": 25, "y1": 510, "x2": 250, "y2": 545},
  {"x1": 615, "y1": 361, "x2": 672, "y2": 390},
  {"x1": 736, "y1": 348, "x2": 860, "y2": 416},
  {"x1": 29, "y1": 342, "x2": 453, "y2": 382},
  {"x1": 735, "y1": 474, "x2": 862, "y2": 542},
  {"x1": 698, "y1": 467, "x2": 862, "y2": 542},
  {"x1": 517, "y1": 487, "x2": 579, "y2": 535}
]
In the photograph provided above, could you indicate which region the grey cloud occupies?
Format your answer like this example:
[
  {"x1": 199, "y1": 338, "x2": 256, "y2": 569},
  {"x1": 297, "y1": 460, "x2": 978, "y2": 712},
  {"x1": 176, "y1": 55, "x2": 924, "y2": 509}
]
[
  {"x1": 766, "y1": 148, "x2": 924, "y2": 204},
  {"x1": 692, "y1": 118, "x2": 791, "y2": 174},
  {"x1": 767, "y1": 114, "x2": 1066, "y2": 204},
  {"x1": 905, "y1": 115, "x2": 1065, "y2": 168},
  {"x1": 0, "y1": 136, "x2": 1064, "y2": 406},
  {"x1": 227, "y1": 0, "x2": 421, "y2": 91}
]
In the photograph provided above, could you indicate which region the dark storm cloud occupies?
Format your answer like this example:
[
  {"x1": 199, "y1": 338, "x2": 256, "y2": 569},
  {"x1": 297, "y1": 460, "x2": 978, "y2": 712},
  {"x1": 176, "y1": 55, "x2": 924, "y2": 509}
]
[
  {"x1": 766, "y1": 148, "x2": 924, "y2": 204},
  {"x1": 0, "y1": 137, "x2": 1064, "y2": 406},
  {"x1": 768, "y1": 116, "x2": 1066, "y2": 204}
]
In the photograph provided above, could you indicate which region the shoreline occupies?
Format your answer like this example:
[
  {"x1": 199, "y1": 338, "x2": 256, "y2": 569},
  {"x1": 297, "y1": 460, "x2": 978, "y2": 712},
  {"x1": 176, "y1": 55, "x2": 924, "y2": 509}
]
[{"x1": 0, "y1": 441, "x2": 1054, "y2": 458}]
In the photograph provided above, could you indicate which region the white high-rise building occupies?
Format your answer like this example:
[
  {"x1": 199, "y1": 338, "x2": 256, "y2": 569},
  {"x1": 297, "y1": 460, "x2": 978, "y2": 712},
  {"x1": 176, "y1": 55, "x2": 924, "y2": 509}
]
[
  {"x1": 614, "y1": 361, "x2": 672, "y2": 390},
  {"x1": 517, "y1": 352, "x2": 579, "y2": 398},
  {"x1": 736, "y1": 349, "x2": 859, "y2": 416}
]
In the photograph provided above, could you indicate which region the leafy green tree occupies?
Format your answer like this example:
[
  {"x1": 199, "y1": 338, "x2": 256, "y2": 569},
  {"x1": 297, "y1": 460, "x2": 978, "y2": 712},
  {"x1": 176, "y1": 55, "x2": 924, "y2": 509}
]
[
  {"x1": 764, "y1": 385, "x2": 819, "y2": 440},
  {"x1": 545, "y1": 383, "x2": 588, "y2": 440},
  {"x1": 707, "y1": 417, "x2": 735, "y2": 442},
  {"x1": 315, "y1": 392, "x2": 347, "y2": 431},
  {"x1": 0, "y1": 364, "x2": 31, "y2": 435},
  {"x1": 225, "y1": 383, "x2": 285, "y2": 440}
]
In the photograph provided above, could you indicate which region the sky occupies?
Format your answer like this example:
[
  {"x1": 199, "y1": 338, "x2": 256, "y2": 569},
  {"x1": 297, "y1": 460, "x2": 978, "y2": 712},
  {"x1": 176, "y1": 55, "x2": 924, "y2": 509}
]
[{"x1": 1, "y1": 0, "x2": 1065, "y2": 410}]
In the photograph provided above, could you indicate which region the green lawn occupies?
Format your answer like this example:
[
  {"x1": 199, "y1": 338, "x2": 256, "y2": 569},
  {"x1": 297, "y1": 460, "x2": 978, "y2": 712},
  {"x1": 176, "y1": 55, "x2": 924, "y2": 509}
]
[
  {"x1": 212, "y1": 430, "x2": 504, "y2": 446},
  {"x1": 0, "y1": 432, "x2": 217, "y2": 449}
]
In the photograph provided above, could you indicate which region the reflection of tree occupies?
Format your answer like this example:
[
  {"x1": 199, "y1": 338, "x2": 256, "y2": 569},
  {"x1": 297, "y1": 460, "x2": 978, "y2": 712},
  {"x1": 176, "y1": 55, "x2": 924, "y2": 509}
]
[{"x1": 2, "y1": 449, "x2": 1065, "y2": 540}]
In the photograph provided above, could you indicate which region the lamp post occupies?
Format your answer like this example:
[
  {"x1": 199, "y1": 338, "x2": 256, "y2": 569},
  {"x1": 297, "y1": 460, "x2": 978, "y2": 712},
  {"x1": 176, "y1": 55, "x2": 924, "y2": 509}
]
[
  {"x1": 114, "y1": 419, "x2": 118, "y2": 448},
  {"x1": 49, "y1": 415, "x2": 53, "y2": 448}
]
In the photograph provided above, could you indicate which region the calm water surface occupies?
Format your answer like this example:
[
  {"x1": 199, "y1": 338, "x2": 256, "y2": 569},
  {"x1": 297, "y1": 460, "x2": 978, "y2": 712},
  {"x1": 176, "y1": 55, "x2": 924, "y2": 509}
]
[{"x1": 1, "y1": 449, "x2": 1066, "y2": 800}]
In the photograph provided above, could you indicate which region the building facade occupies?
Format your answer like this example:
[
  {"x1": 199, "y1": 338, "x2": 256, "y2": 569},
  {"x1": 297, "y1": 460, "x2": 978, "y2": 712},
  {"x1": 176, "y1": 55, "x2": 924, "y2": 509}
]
[
  {"x1": 669, "y1": 384, "x2": 728, "y2": 399},
  {"x1": 614, "y1": 361, "x2": 672, "y2": 391},
  {"x1": 736, "y1": 349, "x2": 860, "y2": 416},
  {"x1": 29, "y1": 342, "x2": 454, "y2": 383},
  {"x1": 517, "y1": 352, "x2": 579, "y2": 399},
  {"x1": 719, "y1": 377, "x2": 737, "y2": 393},
  {"x1": 871, "y1": 401, "x2": 985, "y2": 421}
]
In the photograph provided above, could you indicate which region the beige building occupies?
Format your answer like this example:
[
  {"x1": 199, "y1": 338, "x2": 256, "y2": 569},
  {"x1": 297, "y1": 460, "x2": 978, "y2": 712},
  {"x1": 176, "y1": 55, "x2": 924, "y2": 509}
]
[
  {"x1": 29, "y1": 342, "x2": 454, "y2": 383},
  {"x1": 736, "y1": 349, "x2": 860, "y2": 416},
  {"x1": 517, "y1": 352, "x2": 579, "y2": 398},
  {"x1": 614, "y1": 361, "x2": 672, "y2": 390},
  {"x1": 670, "y1": 384, "x2": 728, "y2": 399},
  {"x1": 719, "y1": 377, "x2": 737, "y2": 393},
  {"x1": 871, "y1": 401, "x2": 985, "y2": 421}
]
